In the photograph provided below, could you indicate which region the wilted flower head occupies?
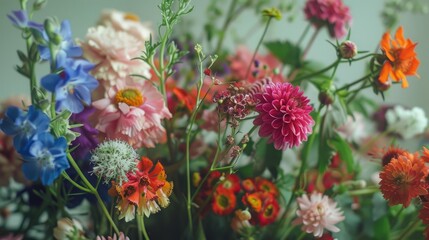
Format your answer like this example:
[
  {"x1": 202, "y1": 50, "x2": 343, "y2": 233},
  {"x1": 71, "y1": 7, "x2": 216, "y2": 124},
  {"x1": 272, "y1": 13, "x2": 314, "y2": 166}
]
[
  {"x1": 378, "y1": 26, "x2": 420, "y2": 88},
  {"x1": 90, "y1": 139, "x2": 138, "y2": 184},
  {"x1": 253, "y1": 82, "x2": 314, "y2": 150},
  {"x1": 304, "y1": 0, "x2": 351, "y2": 38},
  {"x1": 385, "y1": 106, "x2": 427, "y2": 139},
  {"x1": 293, "y1": 192, "x2": 345, "y2": 237},
  {"x1": 53, "y1": 218, "x2": 85, "y2": 240}
]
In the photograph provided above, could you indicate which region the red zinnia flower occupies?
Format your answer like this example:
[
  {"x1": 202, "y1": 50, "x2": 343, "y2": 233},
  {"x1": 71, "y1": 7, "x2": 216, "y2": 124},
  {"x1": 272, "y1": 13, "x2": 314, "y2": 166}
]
[
  {"x1": 242, "y1": 178, "x2": 256, "y2": 192},
  {"x1": 212, "y1": 188, "x2": 236, "y2": 215},
  {"x1": 379, "y1": 155, "x2": 428, "y2": 207},
  {"x1": 257, "y1": 195, "x2": 280, "y2": 226},
  {"x1": 253, "y1": 83, "x2": 314, "y2": 150},
  {"x1": 378, "y1": 26, "x2": 420, "y2": 88},
  {"x1": 243, "y1": 192, "x2": 263, "y2": 213},
  {"x1": 255, "y1": 177, "x2": 279, "y2": 197},
  {"x1": 218, "y1": 174, "x2": 241, "y2": 193}
]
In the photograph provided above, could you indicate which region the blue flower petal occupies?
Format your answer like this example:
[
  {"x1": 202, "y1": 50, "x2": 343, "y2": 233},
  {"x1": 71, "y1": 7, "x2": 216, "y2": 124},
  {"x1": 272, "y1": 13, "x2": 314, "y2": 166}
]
[
  {"x1": 22, "y1": 161, "x2": 40, "y2": 181},
  {"x1": 41, "y1": 74, "x2": 61, "y2": 92},
  {"x1": 75, "y1": 84, "x2": 91, "y2": 105}
]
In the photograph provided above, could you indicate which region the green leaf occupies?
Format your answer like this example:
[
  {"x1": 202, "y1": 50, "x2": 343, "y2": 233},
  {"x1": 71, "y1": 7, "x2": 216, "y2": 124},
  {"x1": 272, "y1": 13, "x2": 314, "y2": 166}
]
[
  {"x1": 373, "y1": 215, "x2": 390, "y2": 240},
  {"x1": 252, "y1": 138, "x2": 282, "y2": 178},
  {"x1": 265, "y1": 41, "x2": 301, "y2": 68},
  {"x1": 266, "y1": 142, "x2": 283, "y2": 179},
  {"x1": 318, "y1": 131, "x2": 333, "y2": 173},
  {"x1": 329, "y1": 134, "x2": 354, "y2": 173},
  {"x1": 243, "y1": 137, "x2": 254, "y2": 156}
]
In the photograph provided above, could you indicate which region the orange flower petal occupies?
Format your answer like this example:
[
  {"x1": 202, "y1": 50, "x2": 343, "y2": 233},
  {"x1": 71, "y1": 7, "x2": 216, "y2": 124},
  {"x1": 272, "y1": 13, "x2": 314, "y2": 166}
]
[{"x1": 379, "y1": 62, "x2": 392, "y2": 83}]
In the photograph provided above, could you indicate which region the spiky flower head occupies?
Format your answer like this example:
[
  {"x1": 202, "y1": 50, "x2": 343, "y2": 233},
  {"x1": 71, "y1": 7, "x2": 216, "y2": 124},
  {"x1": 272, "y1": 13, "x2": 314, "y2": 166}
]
[{"x1": 90, "y1": 140, "x2": 138, "y2": 184}]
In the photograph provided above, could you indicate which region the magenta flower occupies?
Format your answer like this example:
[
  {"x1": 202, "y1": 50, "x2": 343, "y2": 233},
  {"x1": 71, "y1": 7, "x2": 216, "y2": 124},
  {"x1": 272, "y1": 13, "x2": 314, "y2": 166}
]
[
  {"x1": 253, "y1": 83, "x2": 314, "y2": 150},
  {"x1": 304, "y1": 0, "x2": 351, "y2": 39}
]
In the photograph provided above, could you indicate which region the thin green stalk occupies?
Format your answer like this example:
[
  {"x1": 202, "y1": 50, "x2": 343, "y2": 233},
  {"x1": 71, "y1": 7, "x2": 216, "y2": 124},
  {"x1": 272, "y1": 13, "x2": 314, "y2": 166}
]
[
  {"x1": 336, "y1": 73, "x2": 374, "y2": 92},
  {"x1": 61, "y1": 172, "x2": 91, "y2": 193},
  {"x1": 288, "y1": 29, "x2": 320, "y2": 82},
  {"x1": 293, "y1": 59, "x2": 340, "y2": 82},
  {"x1": 297, "y1": 23, "x2": 311, "y2": 47},
  {"x1": 137, "y1": 215, "x2": 150, "y2": 240},
  {"x1": 396, "y1": 218, "x2": 421, "y2": 240},
  {"x1": 245, "y1": 17, "x2": 273, "y2": 79},
  {"x1": 214, "y1": 0, "x2": 238, "y2": 53},
  {"x1": 340, "y1": 53, "x2": 376, "y2": 63},
  {"x1": 67, "y1": 153, "x2": 120, "y2": 235}
]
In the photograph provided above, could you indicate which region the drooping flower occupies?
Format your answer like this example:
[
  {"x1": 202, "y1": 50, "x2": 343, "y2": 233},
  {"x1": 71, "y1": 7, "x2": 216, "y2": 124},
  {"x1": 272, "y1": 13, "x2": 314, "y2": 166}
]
[
  {"x1": 212, "y1": 188, "x2": 237, "y2": 215},
  {"x1": 379, "y1": 155, "x2": 428, "y2": 207},
  {"x1": 92, "y1": 81, "x2": 172, "y2": 148},
  {"x1": 7, "y1": 10, "x2": 43, "y2": 30},
  {"x1": 53, "y1": 218, "x2": 85, "y2": 240},
  {"x1": 19, "y1": 132, "x2": 69, "y2": 186},
  {"x1": 385, "y1": 105, "x2": 427, "y2": 139},
  {"x1": 0, "y1": 106, "x2": 50, "y2": 150},
  {"x1": 98, "y1": 9, "x2": 152, "y2": 42},
  {"x1": 253, "y1": 82, "x2": 314, "y2": 150},
  {"x1": 41, "y1": 60, "x2": 99, "y2": 114},
  {"x1": 378, "y1": 26, "x2": 420, "y2": 88},
  {"x1": 90, "y1": 140, "x2": 138, "y2": 184},
  {"x1": 113, "y1": 157, "x2": 173, "y2": 221},
  {"x1": 293, "y1": 192, "x2": 345, "y2": 237},
  {"x1": 80, "y1": 25, "x2": 151, "y2": 91},
  {"x1": 304, "y1": 0, "x2": 352, "y2": 39}
]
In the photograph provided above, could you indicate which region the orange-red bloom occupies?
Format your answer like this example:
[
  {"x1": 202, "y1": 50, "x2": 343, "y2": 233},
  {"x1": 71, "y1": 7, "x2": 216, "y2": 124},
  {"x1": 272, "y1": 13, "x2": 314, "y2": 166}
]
[
  {"x1": 378, "y1": 26, "x2": 420, "y2": 88},
  {"x1": 370, "y1": 146, "x2": 408, "y2": 166},
  {"x1": 212, "y1": 188, "x2": 236, "y2": 215},
  {"x1": 257, "y1": 195, "x2": 280, "y2": 226},
  {"x1": 242, "y1": 178, "x2": 256, "y2": 193},
  {"x1": 255, "y1": 177, "x2": 279, "y2": 197},
  {"x1": 379, "y1": 155, "x2": 428, "y2": 207},
  {"x1": 218, "y1": 174, "x2": 241, "y2": 193}
]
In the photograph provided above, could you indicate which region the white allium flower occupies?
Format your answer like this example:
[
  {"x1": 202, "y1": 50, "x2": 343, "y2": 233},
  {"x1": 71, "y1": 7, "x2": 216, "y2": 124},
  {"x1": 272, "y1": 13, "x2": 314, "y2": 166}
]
[
  {"x1": 90, "y1": 140, "x2": 138, "y2": 184},
  {"x1": 385, "y1": 106, "x2": 428, "y2": 139},
  {"x1": 292, "y1": 192, "x2": 345, "y2": 237}
]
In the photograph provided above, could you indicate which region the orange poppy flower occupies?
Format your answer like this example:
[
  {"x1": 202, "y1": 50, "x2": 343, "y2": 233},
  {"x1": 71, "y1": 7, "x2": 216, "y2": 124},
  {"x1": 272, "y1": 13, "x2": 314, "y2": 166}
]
[
  {"x1": 379, "y1": 26, "x2": 420, "y2": 88},
  {"x1": 379, "y1": 155, "x2": 428, "y2": 207}
]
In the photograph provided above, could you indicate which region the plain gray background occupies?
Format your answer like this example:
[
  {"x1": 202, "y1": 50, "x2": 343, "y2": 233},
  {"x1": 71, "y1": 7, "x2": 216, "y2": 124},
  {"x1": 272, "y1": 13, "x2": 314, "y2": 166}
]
[{"x1": 0, "y1": 0, "x2": 428, "y2": 113}]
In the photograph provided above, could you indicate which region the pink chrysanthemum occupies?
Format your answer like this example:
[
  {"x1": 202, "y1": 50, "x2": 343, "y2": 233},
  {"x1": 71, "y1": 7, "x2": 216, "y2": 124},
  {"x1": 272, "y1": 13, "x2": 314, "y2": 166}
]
[
  {"x1": 92, "y1": 81, "x2": 172, "y2": 148},
  {"x1": 304, "y1": 0, "x2": 351, "y2": 39},
  {"x1": 81, "y1": 25, "x2": 151, "y2": 92},
  {"x1": 253, "y1": 83, "x2": 314, "y2": 150},
  {"x1": 293, "y1": 192, "x2": 345, "y2": 238}
]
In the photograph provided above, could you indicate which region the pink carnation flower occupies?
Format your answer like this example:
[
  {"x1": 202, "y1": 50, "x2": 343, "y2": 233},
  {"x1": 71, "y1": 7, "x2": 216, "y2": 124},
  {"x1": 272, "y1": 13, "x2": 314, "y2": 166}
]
[
  {"x1": 304, "y1": 0, "x2": 351, "y2": 39},
  {"x1": 253, "y1": 83, "x2": 314, "y2": 150},
  {"x1": 81, "y1": 25, "x2": 151, "y2": 91},
  {"x1": 293, "y1": 192, "x2": 345, "y2": 237},
  {"x1": 92, "y1": 81, "x2": 172, "y2": 148},
  {"x1": 98, "y1": 9, "x2": 152, "y2": 41},
  {"x1": 229, "y1": 46, "x2": 285, "y2": 84}
]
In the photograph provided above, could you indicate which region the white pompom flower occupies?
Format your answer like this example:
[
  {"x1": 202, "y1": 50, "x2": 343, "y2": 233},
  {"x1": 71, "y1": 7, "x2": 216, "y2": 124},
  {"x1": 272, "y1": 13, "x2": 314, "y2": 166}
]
[
  {"x1": 90, "y1": 140, "x2": 138, "y2": 184},
  {"x1": 385, "y1": 106, "x2": 428, "y2": 139}
]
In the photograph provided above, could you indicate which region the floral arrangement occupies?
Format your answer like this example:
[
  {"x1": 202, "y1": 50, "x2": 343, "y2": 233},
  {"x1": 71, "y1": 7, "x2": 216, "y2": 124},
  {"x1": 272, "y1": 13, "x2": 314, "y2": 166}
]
[{"x1": 1, "y1": 0, "x2": 429, "y2": 239}]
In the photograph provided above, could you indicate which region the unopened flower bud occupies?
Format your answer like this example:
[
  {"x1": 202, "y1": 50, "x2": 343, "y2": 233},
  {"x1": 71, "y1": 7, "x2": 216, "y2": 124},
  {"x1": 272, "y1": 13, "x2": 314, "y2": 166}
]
[
  {"x1": 44, "y1": 18, "x2": 62, "y2": 45},
  {"x1": 374, "y1": 78, "x2": 391, "y2": 91},
  {"x1": 226, "y1": 135, "x2": 235, "y2": 145},
  {"x1": 241, "y1": 134, "x2": 249, "y2": 144},
  {"x1": 318, "y1": 91, "x2": 334, "y2": 105},
  {"x1": 339, "y1": 40, "x2": 357, "y2": 59},
  {"x1": 262, "y1": 8, "x2": 282, "y2": 20}
]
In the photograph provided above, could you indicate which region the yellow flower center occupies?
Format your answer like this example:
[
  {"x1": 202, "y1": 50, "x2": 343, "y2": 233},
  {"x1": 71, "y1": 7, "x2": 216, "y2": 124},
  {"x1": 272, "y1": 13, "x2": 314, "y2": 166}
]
[
  {"x1": 115, "y1": 88, "x2": 144, "y2": 107},
  {"x1": 124, "y1": 13, "x2": 140, "y2": 22}
]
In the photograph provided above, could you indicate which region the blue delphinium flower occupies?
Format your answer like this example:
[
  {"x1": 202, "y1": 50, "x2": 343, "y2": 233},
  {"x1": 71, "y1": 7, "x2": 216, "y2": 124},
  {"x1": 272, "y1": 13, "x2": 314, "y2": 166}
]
[
  {"x1": 38, "y1": 20, "x2": 82, "y2": 66},
  {"x1": 7, "y1": 10, "x2": 43, "y2": 30},
  {"x1": 41, "y1": 61, "x2": 99, "y2": 113},
  {"x1": 19, "y1": 132, "x2": 69, "y2": 186},
  {"x1": 0, "y1": 106, "x2": 50, "y2": 149}
]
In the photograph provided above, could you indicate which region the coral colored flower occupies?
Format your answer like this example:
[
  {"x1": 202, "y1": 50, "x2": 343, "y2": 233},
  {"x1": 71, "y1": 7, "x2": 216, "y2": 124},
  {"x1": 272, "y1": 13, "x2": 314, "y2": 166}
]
[
  {"x1": 218, "y1": 174, "x2": 241, "y2": 193},
  {"x1": 114, "y1": 157, "x2": 173, "y2": 221},
  {"x1": 212, "y1": 188, "x2": 237, "y2": 215},
  {"x1": 369, "y1": 145, "x2": 408, "y2": 166},
  {"x1": 81, "y1": 25, "x2": 151, "y2": 91},
  {"x1": 378, "y1": 26, "x2": 420, "y2": 88},
  {"x1": 243, "y1": 192, "x2": 263, "y2": 213},
  {"x1": 92, "y1": 81, "x2": 172, "y2": 148},
  {"x1": 257, "y1": 195, "x2": 280, "y2": 226},
  {"x1": 255, "y1": 177, "x2": 279, "y2": 197},
  {"x1": 253, "y1": 83, "x2": 314, "y2": 150},
  {"x1": 242, "y1": 178, "x2": 256, "y2": 192},
  {"x1": 304, "y1": 0, "x2": 351, "y2": 39},
  {"x1": 293, "y1": 192, "x2": 345, "y2": 237},
  {"x1": 379, "y1": 155, "x2": 428, "y2": 207}
]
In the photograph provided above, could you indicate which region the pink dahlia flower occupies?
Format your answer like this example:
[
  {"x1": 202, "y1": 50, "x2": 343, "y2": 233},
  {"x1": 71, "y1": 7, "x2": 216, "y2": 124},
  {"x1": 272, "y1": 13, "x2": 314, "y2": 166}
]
[
  {"x1": 98, "y1": 9, "x2": 152, "y2": 42},
  {"x1": 293, "y1": 192, "x2": 345, "y2": 237},
  {"x1": 80, "y1": 25, "x2": 151, "y2": 91},
  {"x1": 253, "y1": 83, "x2": 314, "y2": 150},
  {"x1": 92, "y1": 81, "x2": 172, "y2": 148},
  {"x1": 229, "y1": 46, "x2": 285, "y2": 84},
  {"x1": 304, "y1": 0, "x2": 352, "y2": 39}
]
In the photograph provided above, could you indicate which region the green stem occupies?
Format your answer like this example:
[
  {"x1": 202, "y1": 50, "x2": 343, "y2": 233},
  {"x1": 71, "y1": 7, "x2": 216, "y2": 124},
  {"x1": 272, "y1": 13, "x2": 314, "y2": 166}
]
[
  {"x1": 289, "y1": 29, "x2": 320, "y2": 82},
  {"x1": 297, "y1": 24, "x2": 311, "y2": 47},
  {"x1": 396, "y1": 218, "x2": 421, "y2": 240},
  {"x1": 137, "y1": 215, "x2": 150, "y2": 240},
  {"x1": 61, "y1": 172, "x2": 91, "y2": 193},
  {"x1": 214, "y1": 0, "x2": 238, "y2": 53},
  {"x1": 336, "y1": 73, "x2": 374, "y2": 92},
  {"x1": 293, "y1": 59, "x2": 340, "y2": 82},
  {"x1": 245, "y1": 17, "x2": 273, "y2": 79},
  {"x1": 340, "y1": 53, "x2": 376, "y2": 63},
  {"x1": 67, "y1": 153, "x2": 120, "y2": 235}
]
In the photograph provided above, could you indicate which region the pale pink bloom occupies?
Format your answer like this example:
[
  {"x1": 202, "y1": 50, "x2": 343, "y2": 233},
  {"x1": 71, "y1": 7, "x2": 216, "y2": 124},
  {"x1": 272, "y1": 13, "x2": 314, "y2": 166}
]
[
  {"x1": 96, "y1": 232, "x2": 129, "y2": 240},
  {"x1": 304, "y1": 0, "x2": 352, "y2": 39},
  {"x1": 92, "y1": 81, "x2": 172, "y2": 148},
  {"x1": 253, "y1": 83, "x2": 314, "y2": 150},
  {"x1": 336, "y1": 113, "x2": 368, "y2": 144},
  {"x1": 81, "y1": 25, "x2": 151, "y2": 91},
  {"x1": 98, "y1": 9, "x2": 152, "y2": 42},
  {"x1": 0, "y1": 234, "x2": 23, "y2": 240},
  {"x1": 293, "y1": 192, "x2": 345, "y2": 237},
  {"x1": 229, "y1": 46, "x2": 285, "y2": 85}
]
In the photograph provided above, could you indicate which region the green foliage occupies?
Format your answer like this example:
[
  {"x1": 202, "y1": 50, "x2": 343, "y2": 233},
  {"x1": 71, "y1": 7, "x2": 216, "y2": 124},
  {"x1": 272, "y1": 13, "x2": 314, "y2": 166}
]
[
  {"x1": 252, "y1": 138, "x2": 283, "y2": 179},
  {"x1": 264, "y1": 40, "x2": 302, "y2": 68}
]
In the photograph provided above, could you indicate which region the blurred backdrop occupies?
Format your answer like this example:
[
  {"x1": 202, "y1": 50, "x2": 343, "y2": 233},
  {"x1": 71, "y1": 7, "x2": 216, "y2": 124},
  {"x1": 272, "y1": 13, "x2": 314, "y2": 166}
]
[{"x1": 0, "y1": 0, "x2": 428, "y2": 113}]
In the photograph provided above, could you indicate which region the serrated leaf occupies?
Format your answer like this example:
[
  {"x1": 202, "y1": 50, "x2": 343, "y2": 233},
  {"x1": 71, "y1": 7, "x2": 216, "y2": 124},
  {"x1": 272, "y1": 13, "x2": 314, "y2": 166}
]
[
  {"x1": 265, "y1": 41, "x2": 301, "y2": 68},
  {"x1": 329, "y1": 134, "x2": 354, "y2": 173}
]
